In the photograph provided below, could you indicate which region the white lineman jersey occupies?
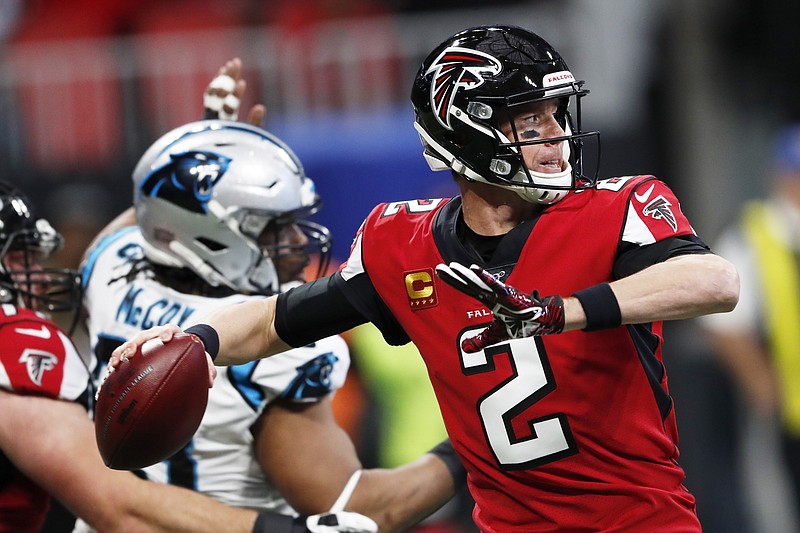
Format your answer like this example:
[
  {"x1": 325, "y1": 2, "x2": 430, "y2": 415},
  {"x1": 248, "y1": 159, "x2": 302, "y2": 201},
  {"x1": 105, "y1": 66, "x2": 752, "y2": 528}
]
[{"x1": 82, "y1": 227, "x2": 350, "y2": 512}]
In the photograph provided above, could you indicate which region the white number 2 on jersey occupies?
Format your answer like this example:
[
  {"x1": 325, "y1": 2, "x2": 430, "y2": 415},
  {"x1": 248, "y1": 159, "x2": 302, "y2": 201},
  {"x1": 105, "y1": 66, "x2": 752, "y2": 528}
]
[{"x1": 459, "y1": 328, "x2": 577, "y2": 469}]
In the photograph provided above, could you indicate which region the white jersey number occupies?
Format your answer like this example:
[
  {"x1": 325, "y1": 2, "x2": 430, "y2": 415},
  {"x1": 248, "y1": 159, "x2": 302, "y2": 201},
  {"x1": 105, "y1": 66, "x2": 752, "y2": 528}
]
[{"x1": 459, "y1": 329, "x2": 577, "y2": 469}]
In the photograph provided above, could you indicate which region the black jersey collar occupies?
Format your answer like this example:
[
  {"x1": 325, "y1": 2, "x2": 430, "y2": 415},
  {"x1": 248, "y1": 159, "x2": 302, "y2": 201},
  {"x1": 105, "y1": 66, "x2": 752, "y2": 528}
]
[{"x1": 432, "y1": 197, "x2": 540, "y2": 281}]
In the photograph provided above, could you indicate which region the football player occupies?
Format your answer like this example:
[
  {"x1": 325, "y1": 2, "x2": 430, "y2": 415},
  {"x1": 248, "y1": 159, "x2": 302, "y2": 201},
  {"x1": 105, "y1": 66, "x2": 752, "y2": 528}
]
[
  {"x1": 0, "y1": 180, "x2": 375, "y2": 533},
  {"x1": 80, "y1": 120, "x2": 461, "y2": 532},
  {"x1": 113, "y1": 25, "x2": 740, "y2": 531}
]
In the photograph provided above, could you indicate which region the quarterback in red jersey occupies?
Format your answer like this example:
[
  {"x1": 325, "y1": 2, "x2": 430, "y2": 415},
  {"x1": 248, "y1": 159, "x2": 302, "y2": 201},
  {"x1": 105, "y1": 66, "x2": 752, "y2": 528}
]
[{"x1": 114, "y1": 25, "x2": 739, "y2": 532}]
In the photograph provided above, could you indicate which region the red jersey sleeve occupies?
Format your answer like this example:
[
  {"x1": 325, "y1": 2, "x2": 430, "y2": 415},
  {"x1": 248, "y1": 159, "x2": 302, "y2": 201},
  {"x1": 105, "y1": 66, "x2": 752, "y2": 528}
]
[{"x1": 615, "y1": 176, "x2": 696, "y2": 245}]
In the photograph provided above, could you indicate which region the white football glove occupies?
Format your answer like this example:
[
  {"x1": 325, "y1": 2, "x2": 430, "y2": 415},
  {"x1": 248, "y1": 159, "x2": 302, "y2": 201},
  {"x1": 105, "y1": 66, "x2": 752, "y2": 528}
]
[{"x1": 203, "y1": 73, "x2": 240, "y2": 120}]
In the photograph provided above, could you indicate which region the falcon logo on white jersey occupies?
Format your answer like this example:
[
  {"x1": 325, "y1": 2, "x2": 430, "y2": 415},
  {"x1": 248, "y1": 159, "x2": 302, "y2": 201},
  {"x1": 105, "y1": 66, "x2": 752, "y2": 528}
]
[{"x1": 19, "y1": 349, "x2": 58, "y2": 386}]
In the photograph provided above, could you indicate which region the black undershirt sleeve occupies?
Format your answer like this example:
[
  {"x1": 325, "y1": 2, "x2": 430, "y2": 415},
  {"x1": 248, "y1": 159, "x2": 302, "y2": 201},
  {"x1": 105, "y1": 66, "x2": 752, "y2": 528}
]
[
  {"x1": 276, "y1": 271, "x2": 411, "y2": 348},
  {"x1": 612, "y1": 234, "x2": 712, "y2": 280},
  {"x1": 275, "y1": 274, "x2": 367, "y2": 347}
]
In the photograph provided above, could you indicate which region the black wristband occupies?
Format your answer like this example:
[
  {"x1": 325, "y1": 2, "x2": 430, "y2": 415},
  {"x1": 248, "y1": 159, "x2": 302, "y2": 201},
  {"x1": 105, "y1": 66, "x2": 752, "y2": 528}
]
[
  {"x1": 572, "y1": 283, "x2": 622, "y2": 332},
  {"x1": 252, "y1": 511, "x2": 307, "y2": 533},
  {"x1": 185, "y1": 324, "x2": 220, "y2": 361},
  {"x1": 429, "y1": 439, "x2": 467, "y2": 487}
]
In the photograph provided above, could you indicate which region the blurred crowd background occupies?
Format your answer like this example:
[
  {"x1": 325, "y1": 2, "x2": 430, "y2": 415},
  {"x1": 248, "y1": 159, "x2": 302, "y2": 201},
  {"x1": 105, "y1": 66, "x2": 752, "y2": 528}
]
[{"x1": 3, "y1": 0, "x2": 800, "y2": 532}]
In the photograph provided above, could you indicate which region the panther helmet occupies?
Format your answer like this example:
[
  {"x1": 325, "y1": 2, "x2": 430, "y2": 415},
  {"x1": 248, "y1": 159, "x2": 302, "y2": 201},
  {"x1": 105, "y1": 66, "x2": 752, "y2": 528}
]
[
  {"x1": 133, "y1": 120, "x2": 331, "y2": 295},
  {"x1": 411, "y1": 25, "x2": 599, "y2": 204},
  {"x1": 0, "y1": 180, "x2": 81, "y2": 315}
]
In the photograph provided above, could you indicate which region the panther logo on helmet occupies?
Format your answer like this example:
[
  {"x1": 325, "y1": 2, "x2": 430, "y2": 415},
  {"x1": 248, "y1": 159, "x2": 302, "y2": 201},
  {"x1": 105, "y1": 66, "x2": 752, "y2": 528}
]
[
  {"x1": 138, "y1": 150, "x2": 231, "y2": 214},
  {"x1": 425, "y1": 46, "x2": 502, "y2": 131}
]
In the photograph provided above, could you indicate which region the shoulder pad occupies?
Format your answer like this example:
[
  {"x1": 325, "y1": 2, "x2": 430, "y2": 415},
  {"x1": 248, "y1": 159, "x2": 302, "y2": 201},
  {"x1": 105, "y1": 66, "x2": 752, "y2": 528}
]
[
  {"x1": 376, "y1": 198, "x2": 448, "y2": 218},
  {"x1": 595, "y1": 175, "x2": 655, "y2": 193}
]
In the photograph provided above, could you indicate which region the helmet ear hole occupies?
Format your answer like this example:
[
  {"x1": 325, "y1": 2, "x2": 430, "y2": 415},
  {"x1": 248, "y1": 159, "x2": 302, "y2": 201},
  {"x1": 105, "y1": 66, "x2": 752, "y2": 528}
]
[{"x1": 195, "y1": 237, "x2": 226, "y2": 253}]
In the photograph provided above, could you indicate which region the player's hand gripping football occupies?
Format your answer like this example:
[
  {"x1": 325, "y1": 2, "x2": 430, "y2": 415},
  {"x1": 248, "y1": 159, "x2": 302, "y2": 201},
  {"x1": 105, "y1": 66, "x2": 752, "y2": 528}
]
[
  {"x1": 435, "y1": 262, "x2": 565, "y2": 353},
  {"x1": 108, "y1": 324, "x2": 217, "y2": 389}
]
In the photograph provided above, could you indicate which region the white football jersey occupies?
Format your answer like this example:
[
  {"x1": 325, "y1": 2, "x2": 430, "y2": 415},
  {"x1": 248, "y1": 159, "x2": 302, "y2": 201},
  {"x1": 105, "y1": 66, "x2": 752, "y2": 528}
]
[{"x1": 81, "y1": 227, "x2": 350, "y2": 513}]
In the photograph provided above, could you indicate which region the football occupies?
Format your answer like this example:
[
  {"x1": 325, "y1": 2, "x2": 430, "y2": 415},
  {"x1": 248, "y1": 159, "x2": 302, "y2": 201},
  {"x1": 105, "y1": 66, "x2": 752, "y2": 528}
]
[{"x1": 94, "y1": 333, "x2": 209, "y2": 470}]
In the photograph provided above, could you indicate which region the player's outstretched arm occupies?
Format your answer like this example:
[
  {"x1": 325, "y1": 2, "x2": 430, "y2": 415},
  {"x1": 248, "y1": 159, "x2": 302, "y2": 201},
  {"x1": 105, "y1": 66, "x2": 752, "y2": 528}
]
[
  {"x1": 254, "y1": 398, "x2": 461, "y2": 533},
  {"x1": 348, "y1": 442, "x2": 463, "y2": 532},
  {"x1": 609, "y1": 253, "x2": 739, "y2": 323},
  {"x1": 437, "y1": 253, "x2": 738, "y2": 352},
  {"x1": 0, "y1": 390, "x2": 378, "y2": 533},
  {"x1": 0, "y1": 390, "x2": 258, "y2": 532},
  {"x1": 111, "y1": 296, "x2": 290, "y2": 373}
]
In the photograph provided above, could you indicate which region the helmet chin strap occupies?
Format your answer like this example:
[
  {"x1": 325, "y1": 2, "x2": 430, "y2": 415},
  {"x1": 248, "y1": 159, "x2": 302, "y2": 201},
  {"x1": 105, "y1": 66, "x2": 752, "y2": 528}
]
[{"x1": 509, "y1": 168, "x2": 571, "y2": 204}]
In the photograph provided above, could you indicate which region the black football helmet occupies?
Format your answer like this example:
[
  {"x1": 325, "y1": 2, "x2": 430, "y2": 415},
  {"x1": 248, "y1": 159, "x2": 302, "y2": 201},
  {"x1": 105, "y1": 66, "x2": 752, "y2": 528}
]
[
  {"x1": 411, "y1": 25, "x2": 600, "y2": 204},
  {"x1": 0, "y1": 180, "x2": 81, "y2": 317}
]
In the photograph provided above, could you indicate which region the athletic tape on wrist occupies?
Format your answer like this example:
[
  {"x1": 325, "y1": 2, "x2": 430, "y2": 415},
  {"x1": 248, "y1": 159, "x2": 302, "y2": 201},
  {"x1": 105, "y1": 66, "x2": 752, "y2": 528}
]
[
  {"x1": 209, "y1": 74, "x2": 236, "y2": 93},
  {"x1": 203, "y1": 93, "x2": 223, "y2": 111},
  {"x1": 221, "y1": 94, "x2": 240, "y2": 119},
  {"x1": 572, "y1": 283, "x2": 622, "y2": 331},
  {"x1": 185, "y1": 324, "x2": 220, "y2": 361},
  {"x1": 329, "y1": 470, "x2": 363, "y2": 512}
]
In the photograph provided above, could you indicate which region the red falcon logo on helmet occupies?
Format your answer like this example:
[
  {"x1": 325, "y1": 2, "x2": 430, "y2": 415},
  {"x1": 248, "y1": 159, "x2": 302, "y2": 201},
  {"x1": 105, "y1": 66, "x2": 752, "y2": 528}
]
[{"x1": 426, "y1": 46, "x2": 502, "y2": 131}]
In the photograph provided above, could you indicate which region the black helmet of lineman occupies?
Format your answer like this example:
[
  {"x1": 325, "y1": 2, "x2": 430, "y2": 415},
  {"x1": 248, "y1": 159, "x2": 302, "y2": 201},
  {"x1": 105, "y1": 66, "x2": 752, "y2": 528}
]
[
  {"x1": 411, "y1": 25, "x2": 599, "y2": 204},
  {"x1": 0, "y1": 180, "x2": 81, "y2": 316}
]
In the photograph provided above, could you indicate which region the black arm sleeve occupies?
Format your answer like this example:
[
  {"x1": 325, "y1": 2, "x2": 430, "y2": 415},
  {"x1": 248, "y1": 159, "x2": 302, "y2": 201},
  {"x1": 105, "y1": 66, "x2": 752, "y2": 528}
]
[
  {"x1": 613, "y1": 234, "x2": 711, "y2": 279},
  {"x1": 330, "y1": 271, "x2": 410, "y2": 346},
  {"x1": 275, "y1": 274, "x2": 367, "y2": 347},
  {"x1": 276, "y1": 271, "x2": 411, "y2": 348}
]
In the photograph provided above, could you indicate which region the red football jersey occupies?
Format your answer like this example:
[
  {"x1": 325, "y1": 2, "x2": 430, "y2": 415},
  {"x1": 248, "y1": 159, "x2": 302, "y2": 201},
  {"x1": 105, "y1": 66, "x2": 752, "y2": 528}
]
[
  {"x1": 0, "y1": 304, "x2": 90, "y2": 532},
  {"x1": 339, "y1": 176, "x2": 703, "y2": 532}
]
